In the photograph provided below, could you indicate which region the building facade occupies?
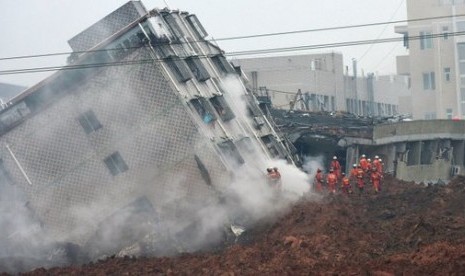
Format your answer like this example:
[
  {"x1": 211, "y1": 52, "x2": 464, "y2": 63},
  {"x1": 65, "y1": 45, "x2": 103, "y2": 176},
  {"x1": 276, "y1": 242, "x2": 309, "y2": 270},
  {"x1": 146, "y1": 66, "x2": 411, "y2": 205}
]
[
  {"x1": 0, "y1": 1, "x2": 295, "y2": 253},
  {"x1": 232, "y1": 53, "x2": 409, "y2": 117},
  {"x1": 396, "y1": 0, "x2": 465, "y2": 120}
]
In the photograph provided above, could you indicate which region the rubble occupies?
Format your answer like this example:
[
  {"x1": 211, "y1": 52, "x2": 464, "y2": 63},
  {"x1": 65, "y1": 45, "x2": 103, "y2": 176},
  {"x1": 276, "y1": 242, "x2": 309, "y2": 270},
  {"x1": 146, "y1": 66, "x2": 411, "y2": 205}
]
[{"x1": 6, "y1": 174, "x2": 465, "y2": 275}]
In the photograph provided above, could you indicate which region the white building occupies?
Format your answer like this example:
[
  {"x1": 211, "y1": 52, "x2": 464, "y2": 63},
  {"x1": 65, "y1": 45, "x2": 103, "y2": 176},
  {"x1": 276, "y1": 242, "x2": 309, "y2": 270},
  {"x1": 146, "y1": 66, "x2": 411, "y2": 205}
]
[{"x1": 396, "y1": 0, "x2": 465, "y2": 120}]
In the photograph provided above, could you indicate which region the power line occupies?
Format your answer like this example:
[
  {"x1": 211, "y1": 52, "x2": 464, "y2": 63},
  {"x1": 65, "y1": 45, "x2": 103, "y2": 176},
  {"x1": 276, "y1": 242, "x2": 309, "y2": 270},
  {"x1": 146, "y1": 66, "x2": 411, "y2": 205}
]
[
  {"x1": 0, "y1": 30, "x2": 461, "y2": 76},
  {"x1": 358, "y1": 0, "x2": 405, "y2": 62},
  {"x1": 1, "y1": 13, "x2": 465, "y2": 62},
  {"x1": 215, "y1": 13, "x2": 465, "y2": 41}
]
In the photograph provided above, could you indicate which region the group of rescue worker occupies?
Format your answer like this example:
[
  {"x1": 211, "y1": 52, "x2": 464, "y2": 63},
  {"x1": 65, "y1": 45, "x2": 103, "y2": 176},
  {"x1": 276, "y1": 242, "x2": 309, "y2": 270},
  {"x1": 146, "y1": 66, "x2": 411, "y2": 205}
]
[{"x1": 313, "y1": 154, "x2": 384, "y2": 195}]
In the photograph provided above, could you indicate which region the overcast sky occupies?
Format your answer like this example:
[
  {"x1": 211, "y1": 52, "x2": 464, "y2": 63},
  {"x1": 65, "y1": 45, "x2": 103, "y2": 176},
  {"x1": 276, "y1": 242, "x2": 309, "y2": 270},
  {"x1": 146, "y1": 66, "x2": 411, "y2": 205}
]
[{"x1": 0, "y1": 0, "x2": 407, "y2": 87}]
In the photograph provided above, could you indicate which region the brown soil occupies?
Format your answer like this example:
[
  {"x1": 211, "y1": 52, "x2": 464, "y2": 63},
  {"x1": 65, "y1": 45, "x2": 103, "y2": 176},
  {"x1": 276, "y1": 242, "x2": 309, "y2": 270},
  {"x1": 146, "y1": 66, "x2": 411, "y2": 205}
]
[{"x1": 11, "y1": 175, "x2": 465, "y2": 275}]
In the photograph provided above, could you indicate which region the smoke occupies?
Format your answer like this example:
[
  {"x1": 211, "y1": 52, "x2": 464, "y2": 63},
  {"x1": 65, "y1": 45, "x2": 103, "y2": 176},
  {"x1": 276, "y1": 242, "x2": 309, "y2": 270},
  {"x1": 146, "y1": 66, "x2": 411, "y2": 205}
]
[{"x1": 0, "y1": 63, "x2": 316, "y2": 273}]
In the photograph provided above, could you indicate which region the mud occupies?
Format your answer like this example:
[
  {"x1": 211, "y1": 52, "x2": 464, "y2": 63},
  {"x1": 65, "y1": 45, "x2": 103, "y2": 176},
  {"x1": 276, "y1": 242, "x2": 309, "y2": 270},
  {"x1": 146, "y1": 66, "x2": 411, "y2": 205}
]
[{"x1": 8, "y1": 175, "x2": 465, "y2": 275}]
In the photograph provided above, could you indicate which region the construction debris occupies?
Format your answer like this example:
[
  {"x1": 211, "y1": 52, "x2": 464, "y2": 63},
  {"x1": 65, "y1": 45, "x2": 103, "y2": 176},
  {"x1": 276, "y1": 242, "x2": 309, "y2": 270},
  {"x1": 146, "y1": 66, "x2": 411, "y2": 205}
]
[{"x1": 11, "y1": 175, "x2": 465, "y2": 275}]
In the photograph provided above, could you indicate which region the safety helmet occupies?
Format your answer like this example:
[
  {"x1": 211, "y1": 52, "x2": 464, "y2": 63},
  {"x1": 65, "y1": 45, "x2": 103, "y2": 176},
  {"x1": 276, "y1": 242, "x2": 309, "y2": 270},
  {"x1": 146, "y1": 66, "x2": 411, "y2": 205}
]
[
  {"x1": 273, "y1": 167, "x2": 278, "y2": 171},
  {"x1": 266, "y1": 168, "x2": 272, "y2": 172},
  {"x1": 375, "y1": 155, "x2": 379, "y2": 159},
  {"x1": 333, "y1": 156, "x2": 337, "y2": 160},
  {"x1": 361, "y1": 154, "x2": 366, "y2": 158},
  {"x1": 367, "y1": 159, "x2": 371, "y2": 162},
  {"x1": 379, "y1": 158, "x2": 382, "y2": 162},
  {"x1": 341, "y1": 172, "x2": 345, "y2": 175},
  {"x1": 353, "y1": 164, "x2": 357, "y2": 168}
]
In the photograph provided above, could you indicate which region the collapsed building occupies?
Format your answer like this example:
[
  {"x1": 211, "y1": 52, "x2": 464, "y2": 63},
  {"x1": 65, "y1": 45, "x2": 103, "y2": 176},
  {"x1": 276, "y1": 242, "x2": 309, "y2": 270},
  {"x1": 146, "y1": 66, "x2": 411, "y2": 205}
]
[
  {"x1": 0, "y1": 0, "x2": 298, "y2": 264},
  {"x1": 273, "y1": 109, "x2": 465, "y2": 184}
]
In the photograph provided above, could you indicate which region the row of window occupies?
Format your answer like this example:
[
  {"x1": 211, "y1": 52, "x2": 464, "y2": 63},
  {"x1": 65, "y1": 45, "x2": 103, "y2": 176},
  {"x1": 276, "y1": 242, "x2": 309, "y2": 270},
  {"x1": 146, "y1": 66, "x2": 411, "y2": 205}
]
[
  {"x1": 420, "y1": 67, "x2": 453, "y2": 90},
  {"x1": 346, "y1": 99, "x2": 397, "y2": 116},
  {"x1": 77, "y1": 109, "x2": 128, "y2": 176}
]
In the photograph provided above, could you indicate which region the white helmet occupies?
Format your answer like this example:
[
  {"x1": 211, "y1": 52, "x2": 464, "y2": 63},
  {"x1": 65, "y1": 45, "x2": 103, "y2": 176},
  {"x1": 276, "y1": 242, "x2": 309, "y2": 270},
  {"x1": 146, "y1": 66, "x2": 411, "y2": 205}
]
[
  {"x1": 368, "y1": 159, "x2": 371, "y2": 162},
  {"x1": 375, "y1": 155, "x2": 379, "y2": 159},
  {"x1": 361, "y1": 154, "x2": 366, "y2": 158},
  {"x1": 379, "y1": 158, "x2": 382, "y2": 162},
  {"x1": 333, "y1": 156, "x2": 337, "y2": 160}
]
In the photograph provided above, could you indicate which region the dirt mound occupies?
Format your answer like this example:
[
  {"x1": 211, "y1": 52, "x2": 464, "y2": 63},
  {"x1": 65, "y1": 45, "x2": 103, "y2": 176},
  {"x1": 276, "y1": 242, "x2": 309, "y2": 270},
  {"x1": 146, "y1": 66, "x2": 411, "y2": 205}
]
[{"x1": 12, "y1": 175, "x2": 465, "y2": 275}]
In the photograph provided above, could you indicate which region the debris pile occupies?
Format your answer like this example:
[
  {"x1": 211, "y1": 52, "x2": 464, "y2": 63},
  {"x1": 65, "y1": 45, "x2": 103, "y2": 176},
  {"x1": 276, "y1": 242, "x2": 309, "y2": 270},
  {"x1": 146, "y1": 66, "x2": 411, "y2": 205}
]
[{"x1": 10, "y1": 175, "x2": 465, "y2": 275}]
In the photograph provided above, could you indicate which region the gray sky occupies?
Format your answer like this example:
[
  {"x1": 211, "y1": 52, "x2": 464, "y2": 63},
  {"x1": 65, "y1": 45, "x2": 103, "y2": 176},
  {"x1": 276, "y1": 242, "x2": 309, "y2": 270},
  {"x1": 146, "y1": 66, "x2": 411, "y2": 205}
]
[{"x1": 0, "y1": 0, "x2": 407, "y2": 87}]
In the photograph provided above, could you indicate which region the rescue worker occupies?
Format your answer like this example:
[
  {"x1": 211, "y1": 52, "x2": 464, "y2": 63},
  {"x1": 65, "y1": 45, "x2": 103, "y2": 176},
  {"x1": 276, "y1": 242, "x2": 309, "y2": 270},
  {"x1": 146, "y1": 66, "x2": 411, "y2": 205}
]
[
  {"x1": 341, "y1": 172, "x2": 352, "y2": 195},
  {"x1": 330, "y1": 156, "x2": 342, "y2": 180},
  {"x1": 266, "y1": 167, "x2": 277, "y2": 188},
  {"x1": 370, "y1": 167, "x2": 382, "y2": 193},
  {"x1": 356, "y1": 165, "x2": 365, "y2": 194},
  {"x1": 350, "y1": 164, "x2": 358, "y2": 186},
  {"x1": 367, "y1": 158, "x2": 372, "y2": 172},
  {"x1": 273, "y1": 167, "x2": 282, "y2": 190},
  {"x1": 372, "y1": 156, "x2": 381, "y2": 173},
  {"x1": 377, "y1": 158, "x2": 384, "y2": 175},
  {"x1": 314, "y1": 168, "x2": 324, "y2": 192},
  {"x1": 326, "y1": 168, "x2": 338, "y2": 194},
  {"x1": 359, "y1": 154, "x2": 369, "y2": 172}
]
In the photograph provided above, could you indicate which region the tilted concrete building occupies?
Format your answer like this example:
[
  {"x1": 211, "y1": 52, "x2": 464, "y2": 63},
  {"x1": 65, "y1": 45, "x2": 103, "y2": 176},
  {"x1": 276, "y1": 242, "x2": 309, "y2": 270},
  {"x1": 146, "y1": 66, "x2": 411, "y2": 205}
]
[
  {"x1": 396, "y1": 0, "x2": 465, "y2": 120},
  {"x1": 0, "y1": 1, "x2": 296, "y2": 254}
]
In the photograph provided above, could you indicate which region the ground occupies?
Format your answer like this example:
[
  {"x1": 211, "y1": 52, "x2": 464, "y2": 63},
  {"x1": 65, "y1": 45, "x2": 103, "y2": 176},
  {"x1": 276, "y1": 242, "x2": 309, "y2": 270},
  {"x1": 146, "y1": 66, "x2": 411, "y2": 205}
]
[{"x1": 7, "y1": 175, "x2": 465, "y2": 275}]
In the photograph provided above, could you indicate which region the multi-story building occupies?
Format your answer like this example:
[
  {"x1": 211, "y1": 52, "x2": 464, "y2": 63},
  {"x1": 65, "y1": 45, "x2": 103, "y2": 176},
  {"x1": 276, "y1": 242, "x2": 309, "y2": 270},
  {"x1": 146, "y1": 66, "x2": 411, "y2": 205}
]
[
  {"x1": 0, "y1": 82, "x2": 25, "y2": 107},
  {"x1": 0, "y1": 1, "x2": 296, "y2": 257},
  {"x1": 396, "y1": 0, "x2": 465, "y2": 120},
  {"x1": 232, "y1": 53, "x2": 410, "y2": 117}
]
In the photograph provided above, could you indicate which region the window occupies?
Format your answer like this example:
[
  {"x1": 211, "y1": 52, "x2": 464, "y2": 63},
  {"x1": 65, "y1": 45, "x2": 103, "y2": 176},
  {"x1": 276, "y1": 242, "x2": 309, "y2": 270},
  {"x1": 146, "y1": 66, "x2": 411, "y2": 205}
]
[
  {"x1": 209, "y1": 95, "x2": 235, "y2": 121},
  {"x1": 424, "y1": 112, "x2": 437, "y2": 120},
  {"x1": 185, "y1": 56, "x2": 210, "y2": 82},
  {"x1": 211, "y1": 55, "x2": 235, "y2": 74},
  {"x1": 186, "y1": 14, "x2": 208, "y2": 38},
  {"x1": 442, "y1": 26, "x2": 449, "y2": 40},
  {"x1": 78, "y1": 109, "x2": 102, "y2": 134},
  {"x1": 217, "y1": 140, "x2": 244, "y2": 166},
  {"x1": 423, "y1": 72, "x2": 436, "y2": 90},
  {"x1": 189, "y1": 97, "x2": 217, "y2": 124},
  {"x1": 446, "y1": 108, "x2": 453, "y2": 119},
  {"x1": 104, "y1": 152, "x2": 128, "y2": 176},
  {"x1": 165, "y1": 56, "x2": 193, "y2": 82},
  {"x1": 444, "y1": 67, "x2": 451, "y2": 82},
  {"x1": 420, "y1": 31, "x2": 433, "y2": 50},
  {"x1": 403, "y1": 34, "x2": 409, "y2": 49},
  {"x1": 0, "y1": 159, "x2": 13, "y2": 186},
  {"x1": 162, "y1": 13, "x2": 184, "y2": 40}
]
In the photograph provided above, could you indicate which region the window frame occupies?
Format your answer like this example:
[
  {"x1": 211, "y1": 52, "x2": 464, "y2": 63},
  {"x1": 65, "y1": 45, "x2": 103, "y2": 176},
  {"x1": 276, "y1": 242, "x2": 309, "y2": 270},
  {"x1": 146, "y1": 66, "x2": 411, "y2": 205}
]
[
  {"x1": 104, "y1": 151, "x2": 129, "y2": 176},
  {"x1": 78, "y1": 109, "x2": 102, "y2": 134}
]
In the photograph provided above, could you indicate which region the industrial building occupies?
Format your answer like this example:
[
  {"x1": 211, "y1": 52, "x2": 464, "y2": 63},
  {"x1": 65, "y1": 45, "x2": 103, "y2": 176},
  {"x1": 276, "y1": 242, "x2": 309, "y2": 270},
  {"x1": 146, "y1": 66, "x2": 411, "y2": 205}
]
[
  {"x1": 232, "y1": 53, "x2": 410, "y2": 117},
  {"x1": 0, "y1": 0, "x2": 296, "y2": 256}
]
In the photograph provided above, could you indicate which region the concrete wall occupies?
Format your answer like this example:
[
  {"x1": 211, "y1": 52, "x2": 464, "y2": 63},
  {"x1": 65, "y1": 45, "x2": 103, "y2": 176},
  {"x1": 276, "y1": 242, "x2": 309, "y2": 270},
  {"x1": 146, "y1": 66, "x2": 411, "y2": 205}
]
[
  {"x1": 396, "y1": 159, "x2": 452, "y2": 183},
  {"x1": 0, "y1": 48, "x2": 228, "y2": 244}
]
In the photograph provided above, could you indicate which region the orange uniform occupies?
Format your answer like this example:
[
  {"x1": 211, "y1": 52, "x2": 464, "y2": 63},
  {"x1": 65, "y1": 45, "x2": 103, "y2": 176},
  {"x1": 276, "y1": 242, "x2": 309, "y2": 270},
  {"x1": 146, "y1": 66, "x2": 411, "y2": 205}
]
[
  {"x1": 326, "y1": 172, "x2": 337, "y2": 194},
  {"x1": 314, "y1": 170, "x2": 324, "y2": 192},
  {"x1": 341, "y1": 175, "x2": 352, "y2": 194},
  {"x1": 370, "y1": 170, "x2": 381, "y2": 193}
]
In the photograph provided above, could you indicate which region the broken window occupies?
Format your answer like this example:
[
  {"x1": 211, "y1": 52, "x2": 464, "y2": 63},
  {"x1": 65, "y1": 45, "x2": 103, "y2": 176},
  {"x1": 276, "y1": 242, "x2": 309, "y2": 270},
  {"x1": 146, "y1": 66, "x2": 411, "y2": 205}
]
[
  {"x1": 211, "y1": 55, "x2": 235, "y2": 75},
  {"x1": 104, "y1": 151, "x2": 129, "y2": 176},
  {"x1": 78, "y1": 109, "x2": 102, "y2": 134},
  {"x1": 209, "y1": 95, "x2": 235, "y2": 121},
  {"x1": 189, "y1": 97, "x2": 217, "y2": 124},
  {"x1": 186, "y1": 14, "x2": 208, "y2": 39},
  {"x1": 163, "y1": 13, "x2": 184, "y2": 40},
  {"x1": 217, "y1": 140, "x2": 244, "y2": 166},
  {"x1": 261, "y1": 134, "x2": 281, "y2": 158},
  {"x1": 185, "y1": 56, "x2": 210, "y2": 82},
  {"x1": 165, "y1": 56, "x2": 193, "y2": 83}
]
